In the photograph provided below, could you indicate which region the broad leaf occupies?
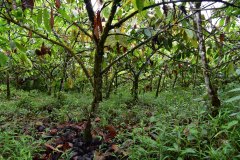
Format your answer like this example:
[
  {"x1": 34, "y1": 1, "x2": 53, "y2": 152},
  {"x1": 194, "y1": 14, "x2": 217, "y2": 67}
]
[
  {"x1": 37, "y1": 9, "x2": 42, "y2": 26},
  {"x1": 15, "y1": 42, "x2": 27, "y2": 52},
  {"x1": 227, "y1": 88, "x2": 240, "y2": 93},
  {"x1": 226, "y1": 62, "x2": 234, "y2": 75},
  {"x1": 144, "y1": 29, "x2": 151, "y2": 37},
  {"x1": 222, "y1": 120, "x2": 238, "y2": 129},
  {"x1": 10, "y1": 41, "x2": 16, "y2": 50},
  {"x1": 133, "y1": 0, "x2": 145, "y2": 11},
  {"x1": 185, "y1": 29, "x2": 194, "y2": 39},
  {"x1": 181, "y1": 148, "x2": 196, "y2": 155},
  {"x1": 225, "y1": 96, "x2": 240, "y2": 103},
  {"x1": 0, "y1": 52, "x2": 8, "y2": 67},
  {"x1": 43, "y1": 9, "x2": 51, "y2": 32}
]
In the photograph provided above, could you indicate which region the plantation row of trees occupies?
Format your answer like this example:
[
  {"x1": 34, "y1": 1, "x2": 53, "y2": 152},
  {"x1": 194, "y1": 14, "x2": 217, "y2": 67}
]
[{"x1": 0, "y1": 0, "x2": 240, "y2": 142}]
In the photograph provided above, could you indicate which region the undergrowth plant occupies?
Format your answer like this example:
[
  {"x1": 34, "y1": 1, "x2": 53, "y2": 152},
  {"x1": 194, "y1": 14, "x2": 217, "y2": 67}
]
[{"x1": 0, "y1": 84, "x2": 239, "y2": 159}]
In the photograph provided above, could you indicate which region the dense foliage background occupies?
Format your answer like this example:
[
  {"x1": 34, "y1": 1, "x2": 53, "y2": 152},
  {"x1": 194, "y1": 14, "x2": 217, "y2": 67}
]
[{"x1": 0, "y1": 0, "x2": 240, "y2": 159}]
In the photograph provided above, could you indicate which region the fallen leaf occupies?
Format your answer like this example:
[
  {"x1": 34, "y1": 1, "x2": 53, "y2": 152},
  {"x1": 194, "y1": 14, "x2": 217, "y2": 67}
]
[
  {"x1": 111, "y1": 144, "x2": 119, "y2": 152},
  {"x1": 95, "y1": 117, "x2": 101, "y2": 122},
  {"x1": 44, "y1": 143, "x2": 63, "y2": 153},
  {"x1": 105, "y1": 125, "x2": 117, "y2": 141},
  {"x1": 50, "y1": 128, "x2": 58, "y2": 135}
]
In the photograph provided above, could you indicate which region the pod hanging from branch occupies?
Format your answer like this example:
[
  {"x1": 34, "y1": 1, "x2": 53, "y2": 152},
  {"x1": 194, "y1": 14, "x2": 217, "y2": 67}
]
[
  {"x1": 50, "y1": 7, "x2": 54, "y2": 29},
  {"x1": 93, "y1": 10, "x2": 103, "y2": 39},
  {"x1": 55, "y1": 0, "x2": 61, "y2": 9}
]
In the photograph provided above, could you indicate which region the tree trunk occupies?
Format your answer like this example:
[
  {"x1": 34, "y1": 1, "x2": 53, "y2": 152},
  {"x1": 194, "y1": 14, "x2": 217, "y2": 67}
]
[
  {"x1": 59, "y1": 55, "x2": 68, "y2": 92},
  {"x1": 6, "y1": 71, "x2": 10, "y2": 100},
  {"x1": 106, "y1": 73, "x2": 116, "y2": 99},
  {"x1": 104, "y1": 71, "x2": 109, "y2": 98},
  {"x1": 193, "y1": 56, "x2": 199, "y2": 88},
  {"x1": 132, "y1": 75, "x2": 139, "y2": 101},
  {"x1": 194, "y1": 2, "x2": 220, "y2": 116},
  {"x1": 160, "y1": 75, "x2": 166, "y2": 92},
  {"x1": 172, "y1": 71, "x2": 178, "y2": 89},
  {"x1": 155, "y1": 73, "x2": 163, "y2": 97},
  {"x1": 84, "y1": 48, "x2": 104, "y2": 143}
]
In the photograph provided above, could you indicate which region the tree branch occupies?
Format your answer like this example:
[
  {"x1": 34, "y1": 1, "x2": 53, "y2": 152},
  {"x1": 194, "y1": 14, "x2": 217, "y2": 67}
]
[{"x1": 100, "y1": 0, "x2": 121, "y2": 46}]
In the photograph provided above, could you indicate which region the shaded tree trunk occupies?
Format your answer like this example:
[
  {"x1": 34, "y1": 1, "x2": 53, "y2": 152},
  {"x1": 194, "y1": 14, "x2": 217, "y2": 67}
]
[
  {"x1": 161, "y1": 75, "x2": 166, "y2": 92},
  {"x1": 132, "y1": 75, "x2": 139, "y2": 101},
  {"x1": 59, "y1": 55, "x2": 68, "y2": 92},
  {"x1": 6, "y1": 71, "x2": 10, "y2": 100},
  {"x1": 84, "y1": 48, "x2": 104, "y2": 143},
  {"x1": 193, "y1": 56, "x2": 199, "y2": 88},
  {"x1": 155, "y1": 73, "x2": 163, "y2": 97},
  {"x1": 106, "y1": 72, "x2": 116, "y2": 99},
  {"x1": 172, "y1": 71, "x2": 178, "y2": 89},
  {"x1": 194, "y1": 2, "x2": 220, "y2": 116}
]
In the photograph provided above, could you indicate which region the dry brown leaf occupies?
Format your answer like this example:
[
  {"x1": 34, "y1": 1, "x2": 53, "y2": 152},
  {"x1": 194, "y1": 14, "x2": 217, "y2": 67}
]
[
  {"x1": 44, "y1": 143, "x2": 63, "y2": 153},
  {"x1": 95, "y1": 117, "x2": 101, "y2": 122},
  {"x1": 111, "y1": 144, "x2": 119, "y2": 152}
]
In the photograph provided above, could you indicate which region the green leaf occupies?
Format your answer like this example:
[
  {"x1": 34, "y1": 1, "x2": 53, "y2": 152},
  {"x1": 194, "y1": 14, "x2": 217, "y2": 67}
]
[
  {"x1": 0, "y1": 52, "x2": 8, "y2": 67},
  {"x1": 19, "y1": 53, "x2": 33, "y2": 69},
  {"x1": 144, "y1": 28, "x2": 151, "y2": 37},
  {"x1": 155, "y1": 6, "x2": 162, "y2": 18},
  {"x1": 133, "y1": 0, "x2": 145, "y2": 11},
  {"x1": 226, "y1": 62, "x2": 235, "y2": 75},
  {"x1": 15, "y1": 42, "x2": 27, "y2": 52},
  {"x1": 236, "y1": 69, "x2": 240, "y2": 75},
  {"x1": 185, "y1": 29, "x2": 194, "y2": 39},
  {"x1": 191, "y1": 39, "x2": 198, "y2": 48},
  {"x1": 225, "y1": 96, "x2": 240, "y2": 103},
  {"x1": 66, "y1": 0, "x2": 74, "y2": 3},
  {"x1": 218, "y1": 18, "x2": 225, "y2": 27},
  {"x1": 228, "y1": 88, "x2": 240, "y2": 93},
  {"x1": 43, "y1": 9, "x2": 51, "y2": 32},
  {"x1": 37, "y1": 9, "x2": 42, "y2": 26},
  {"x1": 222, "y1": 120, "x2": 238, "y2": 129},
  {"x1": 10, "y1": 41, "x2": 16, "y2": 50},
  {"x1": 181, "y1": 148, "x2": 196, "y2": 155},
  {"x1": 58, "y1": 8, "x2": 71, "y2": 22}
]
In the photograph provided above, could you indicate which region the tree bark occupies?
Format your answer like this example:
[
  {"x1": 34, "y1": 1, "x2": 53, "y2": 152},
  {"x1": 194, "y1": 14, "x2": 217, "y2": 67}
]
[
  {"x1": 6, "y1": 71, "x2": 10, "y2": 100},
  {"x1": 194, "y1": 2, "x2": 220, "y2": 116},
  {"x1": 155, "y1": 73, "x2": 163, "y2": 97},
  {"x1": 84, "y1": 48, "x2": 104, "y2": 143},
  {"x1": 132, "y1": 75, "x2": 139, "y2": 101},
  {"x1": 59, "y1": 54, "x2": 69, "y2": 92},
  {"x1": 172, "y1": 74, "x2": 177, "y2": 89},
  {"x1": 106, "y1": 72, "x2": 116, "y2": 99}
]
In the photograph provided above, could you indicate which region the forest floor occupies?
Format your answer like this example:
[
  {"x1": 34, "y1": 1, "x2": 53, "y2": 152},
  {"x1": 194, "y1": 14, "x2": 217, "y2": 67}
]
[{"x1": 0, "y1": 84, "x2": 240, "y2": 160}]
